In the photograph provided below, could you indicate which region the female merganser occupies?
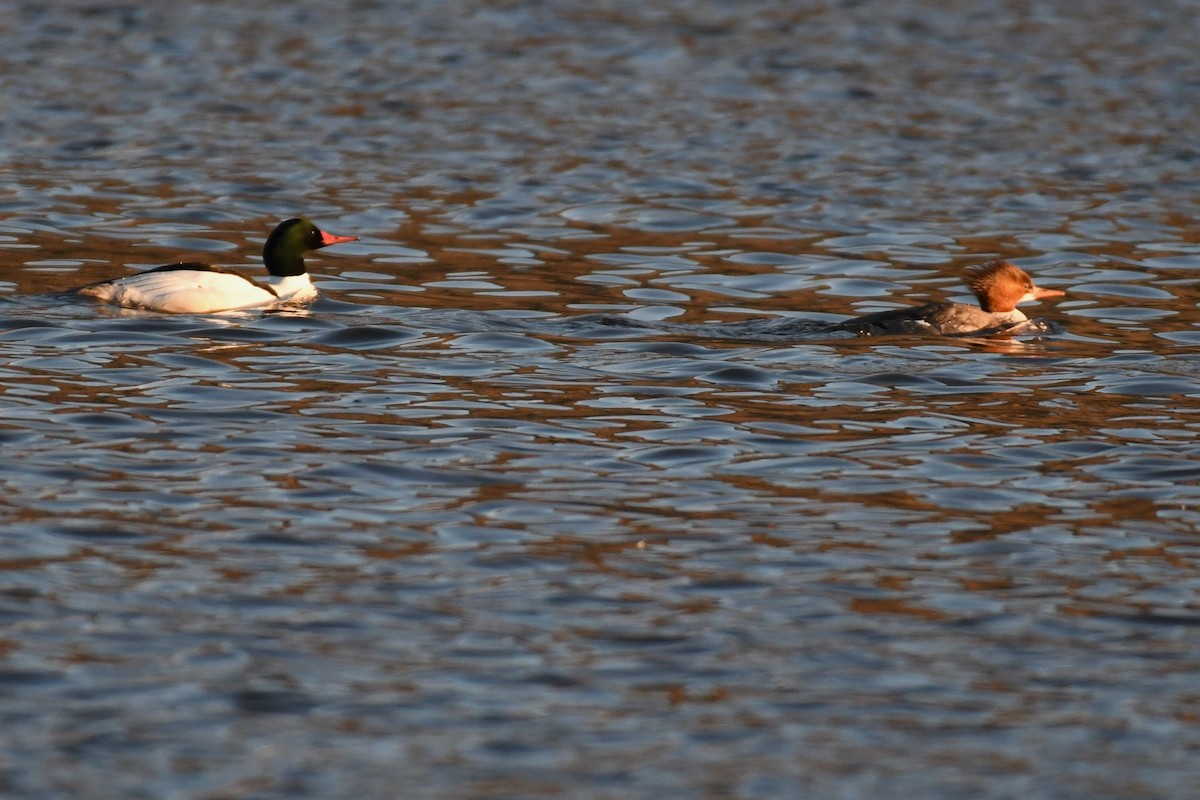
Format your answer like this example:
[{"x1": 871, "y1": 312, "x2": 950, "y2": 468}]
[
  {"x1": 837, "y1": 260, "x2": 1064, "y2": 336},
  {"x1": 76, "y1": 218, "x2": 356, "y2": 313}
]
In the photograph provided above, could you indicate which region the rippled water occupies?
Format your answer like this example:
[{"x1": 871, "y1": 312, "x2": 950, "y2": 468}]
[{"x1": 3, "y1": 2, "x2": 1200, "y2": 798}]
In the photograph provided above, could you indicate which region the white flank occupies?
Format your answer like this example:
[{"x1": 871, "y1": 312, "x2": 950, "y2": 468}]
[{"x1": 80, "y1": 270, "x2": 316, "y2": 313}]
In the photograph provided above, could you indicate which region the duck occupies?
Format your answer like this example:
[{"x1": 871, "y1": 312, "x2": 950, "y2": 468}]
[
  {"x1": 836, "y1": 260, "x2": 1064, "y2": 335},
  {"x1": 76, "y1": 218, "x2": 356, "y2": 313}
]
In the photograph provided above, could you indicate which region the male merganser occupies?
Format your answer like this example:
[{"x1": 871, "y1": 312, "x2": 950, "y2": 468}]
[
  {"x1": 836, "y1": 260, "x2": 1064, "y2": 336},
  {"x1": 76, "y1": 218, "x2": 356, "y2": 313}
]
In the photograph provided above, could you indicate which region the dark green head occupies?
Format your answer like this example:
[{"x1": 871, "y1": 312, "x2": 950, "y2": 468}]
[{"x1": 262, "y1": 218, "x2": 356, "y2": 277}]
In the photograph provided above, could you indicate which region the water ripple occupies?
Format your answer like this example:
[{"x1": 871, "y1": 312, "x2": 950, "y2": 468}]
[{"x1": 3, "y1": 2, "x2": 1200, "y2": 798}]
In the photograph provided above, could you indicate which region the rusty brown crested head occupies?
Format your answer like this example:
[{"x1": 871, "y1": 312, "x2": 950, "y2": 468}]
[{"x1": 962, "y1": 260, "x2": 1064, "y2": 313}]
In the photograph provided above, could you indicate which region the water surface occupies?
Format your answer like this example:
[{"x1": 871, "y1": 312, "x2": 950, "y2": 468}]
[{"x1": 2, "y1": 2, "x2": 1200, "y2": 798}]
